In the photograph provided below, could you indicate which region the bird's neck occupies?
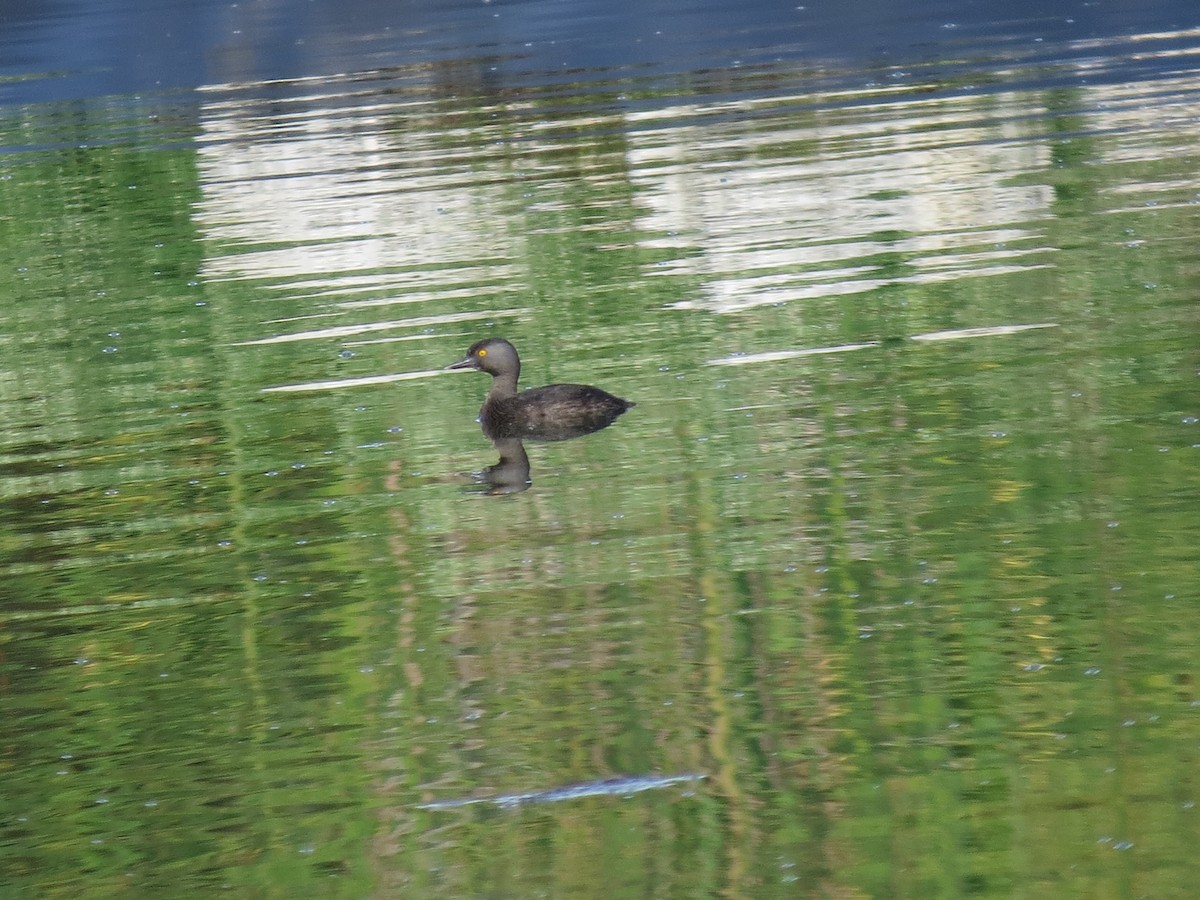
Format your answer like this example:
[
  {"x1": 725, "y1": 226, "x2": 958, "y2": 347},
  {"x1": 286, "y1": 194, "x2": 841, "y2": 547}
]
[{"x1": 487, "y1": 370, "x2": 519, "y2": 399}]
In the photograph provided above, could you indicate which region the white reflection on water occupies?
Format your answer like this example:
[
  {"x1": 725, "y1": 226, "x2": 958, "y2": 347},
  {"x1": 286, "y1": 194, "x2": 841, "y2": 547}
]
[
  {"x1": 626, "y1": 89, "x2": 1056, "y2": 313},
  {"x1": 706, "y1": 325, "x2": 1060, "y2": 368},
  {"x1": 194, "y1": 78, "x2": 1058, "y2": 316},
  {"x1": 231, "y1": 308, "x2": 528, "y2": 345},
  {"x1": 708, "y1": 342, "x2": 881, "y2": 367},
  {"x1": 262, "y1": 369, "x2": 447, "y2": 393},
  {"x1": 417, "y1": 772, "x2": 707, "y2": 811},
  {"x1": 193, "y1": 29, "x2": 1200, "y2": 355},
  {"x1": 909, "y1": 322, "x2": 1059, "y2": 342},
  {"x1": 194, "y1": 84, "x2": 524, "y2": 325}
]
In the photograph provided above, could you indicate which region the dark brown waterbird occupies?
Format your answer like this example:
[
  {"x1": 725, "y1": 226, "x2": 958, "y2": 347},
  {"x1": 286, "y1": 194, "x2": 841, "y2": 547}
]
[{"x1": 447, "y1": 337, "x2": 635, "y2": 441}]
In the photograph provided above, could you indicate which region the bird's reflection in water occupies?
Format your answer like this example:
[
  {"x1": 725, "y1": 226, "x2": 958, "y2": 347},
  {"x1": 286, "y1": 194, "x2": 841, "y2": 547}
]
[
  {"x1": 473, "y1": 419, "x2": 622, "y2": 495},
  {"x1": 478, "y1": 436, "x2": 531, "y2": 494}
]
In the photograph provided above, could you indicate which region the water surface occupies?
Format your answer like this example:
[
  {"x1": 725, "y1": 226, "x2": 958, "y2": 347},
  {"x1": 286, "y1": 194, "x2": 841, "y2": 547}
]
[{"x1": 2, "y1": 4, "x2": 1199, "y2": 897}]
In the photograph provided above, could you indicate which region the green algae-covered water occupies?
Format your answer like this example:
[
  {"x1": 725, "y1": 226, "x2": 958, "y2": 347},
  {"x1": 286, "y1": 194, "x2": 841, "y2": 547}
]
[{"x1": 2, "y1": 8, "x2": 1199, "y2": 897}]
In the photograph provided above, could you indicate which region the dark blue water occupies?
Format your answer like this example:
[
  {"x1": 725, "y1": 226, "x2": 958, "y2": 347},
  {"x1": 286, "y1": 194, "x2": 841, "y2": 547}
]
[{"x1": 3, "y1": 0, "x2": 1197, "y2": 105}]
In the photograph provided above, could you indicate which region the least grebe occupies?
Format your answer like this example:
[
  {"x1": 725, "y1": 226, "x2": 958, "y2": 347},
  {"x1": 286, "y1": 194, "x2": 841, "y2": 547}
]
[{"x1": 447, "y1": 337, "x2": 634, "y2": 440}]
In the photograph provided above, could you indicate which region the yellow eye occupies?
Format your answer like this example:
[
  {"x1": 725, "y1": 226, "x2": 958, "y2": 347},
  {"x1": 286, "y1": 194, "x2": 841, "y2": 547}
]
[{"x1": 477, "y1": 348, "x2": 488, "y2": 358}]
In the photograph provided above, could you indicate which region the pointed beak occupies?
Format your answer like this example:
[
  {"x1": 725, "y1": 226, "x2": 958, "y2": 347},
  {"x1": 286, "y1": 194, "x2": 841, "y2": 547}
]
[{"x1": 446, "y1": 355, "x2": 478, "y2": 371}]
